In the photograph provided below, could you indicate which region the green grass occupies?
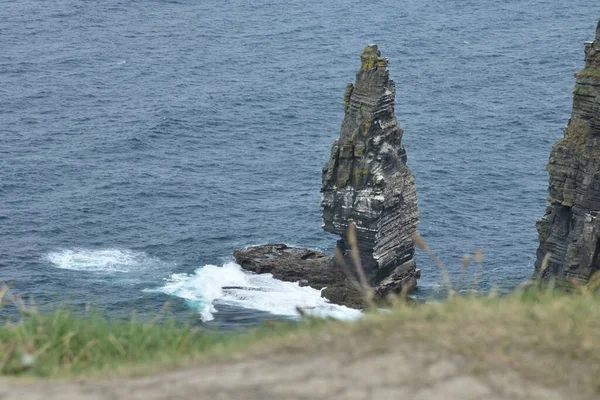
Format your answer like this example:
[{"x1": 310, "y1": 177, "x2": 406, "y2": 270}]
[
  {"x1": 2, "y1": 287, "x2": 600, "y2": 394},
  {"x1": 559, "y1": 117, "x2": 591, "y2": 152},
  {"x1": 0, "y1": 303, "x2": 315, "y2": 378},
  {"x1": 576, "y1": 67, "x2": 600, "y2": 80}
]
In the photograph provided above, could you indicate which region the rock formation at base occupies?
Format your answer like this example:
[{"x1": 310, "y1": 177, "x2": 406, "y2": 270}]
[
  {"x1": 233, "y1": 244, "x2": 364, "y2": 308},
  {"x1": 234, "y1": 45, "x2": 419, "y2": 307},
  {"x1": 535, "y1": 21, "x2": 600, "y2": 285},
  {"x1": 321, "y1": 45, "x2": 419, "y2": 295}
]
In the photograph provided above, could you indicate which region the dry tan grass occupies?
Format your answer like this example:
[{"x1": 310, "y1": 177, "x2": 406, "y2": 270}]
[{"x1": 254, "y1": 290, "x2": 600, "y2": 396}]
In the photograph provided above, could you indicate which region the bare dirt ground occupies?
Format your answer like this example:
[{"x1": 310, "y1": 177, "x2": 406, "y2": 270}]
[{"x1": 0, "y1": 343, "x2": 594, "y2": 400}]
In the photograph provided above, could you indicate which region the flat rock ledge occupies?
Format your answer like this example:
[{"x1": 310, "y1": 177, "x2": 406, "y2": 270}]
[{"x1": 233, "y1": 244, "x2": 364, "y2": 309}]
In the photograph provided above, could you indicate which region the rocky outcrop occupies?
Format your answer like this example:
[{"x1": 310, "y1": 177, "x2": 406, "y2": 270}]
[
  {"x1": 321, "y1": 45, "x2": 419, "y2": 295},
  {"x1": 234, "y1": 45, "x2": 419, "y2": 307},
  {"x1": 233, "y1": 244, "x2": 364, "y2": 308},
  {"x1": 535, "y1": 21, "x2": 600, "y2": 285}
]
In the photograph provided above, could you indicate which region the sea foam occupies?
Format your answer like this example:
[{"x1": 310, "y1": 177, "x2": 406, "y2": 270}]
[
  {"x1": 155, "y1": 262, "x2": 362, "y2": 322},
  {"x1": 46, "y1": 248, "x2": 160, "y2": 273}
]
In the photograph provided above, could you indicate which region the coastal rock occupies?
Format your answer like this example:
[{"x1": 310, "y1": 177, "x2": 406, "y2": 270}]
[
  {"x1": 321, "y1": 45, "x2": 420, "y2": 294},
  {"x1": 233, "y1": 244, "x2": 364, "y2": 308},
  {"x1": 535, "y1": 21, "x2": 600, "y2": 285},
  {"x1": 234, "y1": 45, "x2": 419, "y2": 308}
]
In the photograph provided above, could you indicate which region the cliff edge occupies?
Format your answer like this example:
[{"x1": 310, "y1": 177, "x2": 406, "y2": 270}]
[{"x1": 535, "y1": 21, "x2": 600, "y2": 285}]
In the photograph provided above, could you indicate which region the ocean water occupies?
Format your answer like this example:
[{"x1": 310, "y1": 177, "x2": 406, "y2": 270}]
[{"x1": 2, "y1": 0, "x2": 599, "y2": 329}]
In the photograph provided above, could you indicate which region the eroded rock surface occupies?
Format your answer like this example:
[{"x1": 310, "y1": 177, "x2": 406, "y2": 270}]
[
  {"x1": 321, "y1": 45, "x2": 419, "y2": 295},
  {"x1": 233, "y1": 244, "x2": 363, "y2": 308},
  {"x1": 535, "y1": 21, "x2": 600, "y2": 285},
  {"x1": 234, "y1": 45, "x2": 419, "y2": 307}
]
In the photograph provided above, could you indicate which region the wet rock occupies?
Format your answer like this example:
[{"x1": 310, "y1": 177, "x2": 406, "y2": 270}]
[
  {"x1": 321, "y1": 45, "x2": 420, "y2": 294},
  {"x1": 535, "y1": 20, "x2": 600, "y2": 285},
  {"x1": 233, "y1": 244, "x2": 364, "y2": 308}
]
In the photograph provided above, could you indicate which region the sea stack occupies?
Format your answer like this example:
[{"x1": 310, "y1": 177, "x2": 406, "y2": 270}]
[
  {"x1": 235, "y1": 45, "x2": 420, "y2": 306},
  {"x1": 535, "y1": 21, "x2": 600, "y2": 285},
  {"x1": 321, "y1": 45, "x2": 420, "y2": 295}
]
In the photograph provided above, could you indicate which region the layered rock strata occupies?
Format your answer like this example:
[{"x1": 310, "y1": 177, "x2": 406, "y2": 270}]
[
  {"x1": 321, "y1": 45, "x2": 419, "y2": 295},
  {"x1": 235, "y1": 45, "x2": 419, "y2": 307},
  {"x1": 535, "y1": 21, "x2": 600, "y2": 285}
]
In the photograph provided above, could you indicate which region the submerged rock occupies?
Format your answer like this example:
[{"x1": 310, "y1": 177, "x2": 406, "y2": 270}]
[
  {"x1": 321, "y1": 45, "x2": 419, "y2": 295},
  {"x1": 535, "y1": 21, "x2": 600, "y2": 285}
]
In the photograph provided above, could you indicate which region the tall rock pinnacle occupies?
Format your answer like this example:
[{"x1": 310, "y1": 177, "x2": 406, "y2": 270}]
[
  {"x1": 535, "y1": 21, "x2": 600, "y2": 285},
  {"x1": 321, "y1": 45, "x2": 419, "y2": 294}
]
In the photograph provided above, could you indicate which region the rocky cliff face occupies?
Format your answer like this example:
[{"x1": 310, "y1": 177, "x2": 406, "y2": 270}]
[
  {"x1": 321, "y1": 45, "x2": 419, "y2": 294},
  {"x1": 535, "y1": 21, "x2": 600, "y2": 285}
]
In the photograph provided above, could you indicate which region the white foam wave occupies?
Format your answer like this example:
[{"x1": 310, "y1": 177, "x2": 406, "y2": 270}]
[
  {"x1": 155, "y1": 262, "x2": 362, "y2": 322},
  {"x1": 46, "y1": 248, "x2": 159, "y2": 273}
]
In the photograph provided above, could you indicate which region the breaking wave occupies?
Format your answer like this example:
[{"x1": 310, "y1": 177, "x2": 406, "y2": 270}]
[
  {"x1": 46, "y1": 248, "x2": 162, "y2": 273},
  {"x1": 154, "y1": 262, "x2": 362, "y2": 322}
]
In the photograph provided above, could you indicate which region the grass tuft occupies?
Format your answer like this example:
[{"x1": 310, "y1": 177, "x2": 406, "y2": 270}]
[
  {"x1": 576, "y1": 67, "x2": 600, "y2": 80},
  {"x1": 0, "y1": 284, "x2": 313, "y2": 378},
  {"x1": 1, "y1": 284, "x2": 600, "y2": 394}
]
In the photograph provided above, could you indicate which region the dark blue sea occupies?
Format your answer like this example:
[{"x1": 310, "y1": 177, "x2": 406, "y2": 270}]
[{"x1": 2, "y1": 0, "x2": 599, "y2": 329}]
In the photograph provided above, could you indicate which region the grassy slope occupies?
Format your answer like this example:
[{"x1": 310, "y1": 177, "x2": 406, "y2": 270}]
[
  {"x1": 1, "y1": 290, "x2": 599, "y2": 394},
  {"x1": 0, "y1": 308, "x2": 304, "y2": 378}
]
